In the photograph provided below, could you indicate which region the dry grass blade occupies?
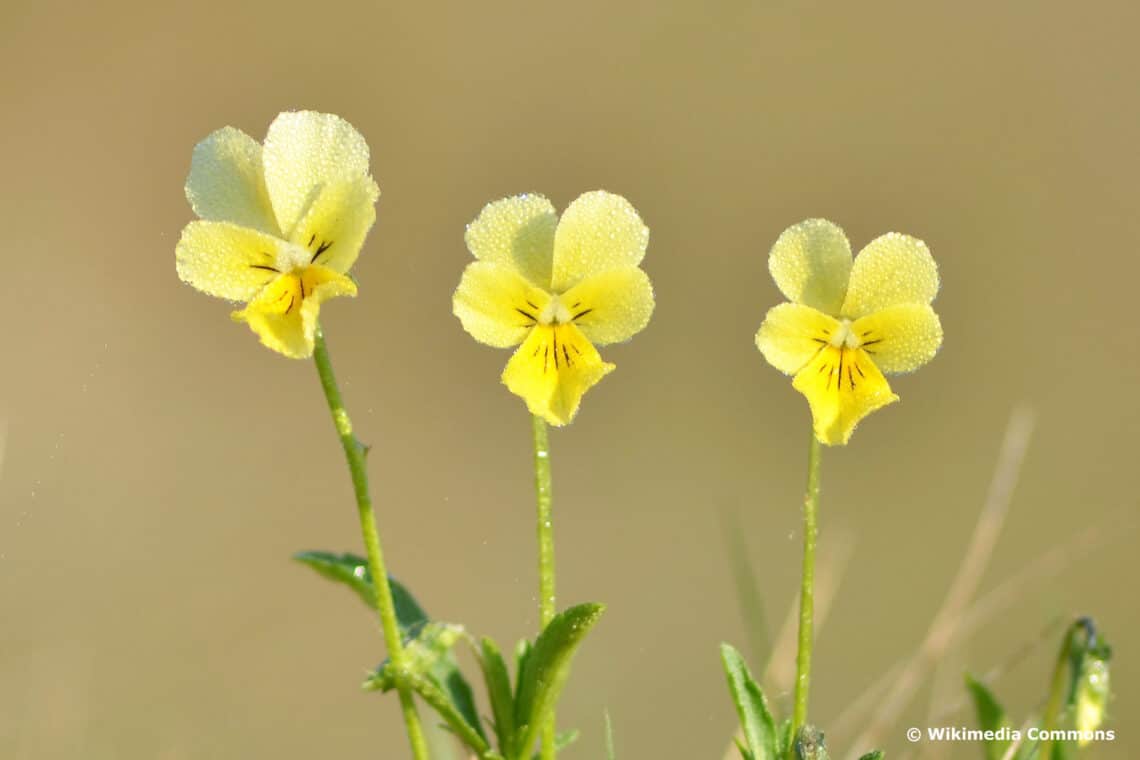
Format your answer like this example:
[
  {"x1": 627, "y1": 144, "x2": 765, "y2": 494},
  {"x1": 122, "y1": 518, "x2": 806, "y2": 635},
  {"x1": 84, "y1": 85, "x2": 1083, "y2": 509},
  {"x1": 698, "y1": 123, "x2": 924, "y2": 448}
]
[{"x1": 842, "y1": 405, "x2": 1036, "y2": 760}]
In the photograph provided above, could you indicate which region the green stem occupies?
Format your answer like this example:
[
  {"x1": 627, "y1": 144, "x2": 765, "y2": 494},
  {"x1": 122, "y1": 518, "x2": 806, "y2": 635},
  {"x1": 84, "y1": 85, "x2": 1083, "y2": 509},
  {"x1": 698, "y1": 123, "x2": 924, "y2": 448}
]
[
  {"x1": 312, "y1": 325, "x2": 430, "y2": 760},
  {"x1": 531, "y1": 414, "x2": 557, "y2": 760},
  {"x1": 790, "y1": 432, "x2": 822, "y2": 752},
  {"x1": 1040, "y1": 619, "x2": 1090, "y2": 760}
]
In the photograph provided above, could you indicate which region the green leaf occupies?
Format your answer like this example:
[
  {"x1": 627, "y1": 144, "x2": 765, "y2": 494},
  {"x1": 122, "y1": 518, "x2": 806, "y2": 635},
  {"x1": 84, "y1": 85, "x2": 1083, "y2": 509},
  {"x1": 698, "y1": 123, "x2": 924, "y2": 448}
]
[
  {"x1": 513, "y1": 603, "x2": 605, "y2": 760},
  {"x1": 293, "y1": 551, "x2": 427, "y2": 635},
  {"x1": 478, "y1": 637, "x2": 517, "y2": 756},
  {"x1": 856, "y1": 752, "x2": 883, "y2": 760},
  {"x1": 514, "y1": 638, "x2": 532, "y2": 702},
  {"x1": 777, "y1": 719, "x2": 793, "y2": 757},
  {"x1": 529, "y1": 729, "x2": 579, "y2": 760},
  {"x1": 719, "y1": 643, "x2": 778, "y2": 760},
  {"x1": 965, "y1": 673, "x2": 1013, "y2": 760}
]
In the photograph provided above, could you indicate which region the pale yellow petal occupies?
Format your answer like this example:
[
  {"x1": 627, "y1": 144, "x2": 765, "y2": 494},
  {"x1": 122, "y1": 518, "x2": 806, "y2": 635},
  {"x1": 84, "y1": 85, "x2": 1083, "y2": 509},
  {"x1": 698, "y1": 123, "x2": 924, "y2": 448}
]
[
  {"x1": 453, "y1": 262, "x2": 553, "y2": 348},
  {"x1": 464, "y1": 194, "x2": 557, "y2": 288},
  {"x1": 289, "y1": 176, "x2": 379, "y2": 274},
  {"x1": 768, "y1": 218, "x2": 852, "y2": 314},
  {"x1": 551, "y1": 191, "x2": 648, "y2": 292},
  {"x1": 792, "y1": 346, "x2": 897, "y2": 446},
  {"x1": 852, "y1": 305, "x2": 942, "y2": 374},
  {"x1": 185, "y1": 127, "x2": 279, "y2": 235},
  {"x1": 501, "y1": 324, "x2": 614, "y2": 426},
  {"x1": 559, "y1": 267, "x2": 654, "y2": 345},
  {"x1": 842, "y1": 232, "x2": 938, "y2": 318},
  {"x1": 231, "y1": 265, "x2": 357, "y2": 358},
  {"x1": 755, "y1": 303, "x2": 841, "y2": 375},
  {"x1": 176, "y1": 221, "x2": 288, "y2": 301},
  {"x1": 262, "y1": 111, "x2": 373, "y2": 237}
]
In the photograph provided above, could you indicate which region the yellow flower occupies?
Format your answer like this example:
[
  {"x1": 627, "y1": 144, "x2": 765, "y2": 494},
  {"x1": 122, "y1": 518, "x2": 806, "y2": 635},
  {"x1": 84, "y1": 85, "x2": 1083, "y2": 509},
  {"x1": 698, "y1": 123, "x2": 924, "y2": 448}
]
[
  {"x1": 176, "y1": 111, "x2": 379, "y2": 358},
  {"x1": 453, "y1": 191, "x2": 654, "y2": 426},
  {"x1": 755, "y1": 219, "x2": 943, "y2": 445}
]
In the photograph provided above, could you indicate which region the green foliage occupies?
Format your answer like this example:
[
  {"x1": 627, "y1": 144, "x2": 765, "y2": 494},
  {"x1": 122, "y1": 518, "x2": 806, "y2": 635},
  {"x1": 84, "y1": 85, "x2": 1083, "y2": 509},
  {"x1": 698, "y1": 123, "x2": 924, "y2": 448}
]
[
  {"x1": 965, "y1": 674, "x2": 1014, "y2": 760},
  {"x1": 514, "y1": 603, "x2": 606, "y2": 759},
  {"x1": 720, "y1": 643, "x2": 779, "y2": 760},
  {"x1": 478, "y1": 637, "x2": 517, "y2": 756},
  {"x1": 293, "y1": 551, "x2": 427, "y2": 634},
  {"x1": 856, "y1": 752, "x2": 884, "y2": 760},
  {"x1": 961, "y1": 618, "x2": 1114, "y2": 760}
]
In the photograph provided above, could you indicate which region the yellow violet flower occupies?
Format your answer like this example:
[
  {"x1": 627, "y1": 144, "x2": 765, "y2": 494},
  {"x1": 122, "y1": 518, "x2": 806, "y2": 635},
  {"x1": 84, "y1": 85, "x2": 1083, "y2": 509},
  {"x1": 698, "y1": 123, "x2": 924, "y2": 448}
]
[
  {"x1": 176, "y1": 111, "x2": 379, "y2": 358},
  {"x1": 453, "y1": 191, "x2": 654, "y2": 426},
  {"x1": 755, "y1": 219, "x2": 943, "y2": 445}
]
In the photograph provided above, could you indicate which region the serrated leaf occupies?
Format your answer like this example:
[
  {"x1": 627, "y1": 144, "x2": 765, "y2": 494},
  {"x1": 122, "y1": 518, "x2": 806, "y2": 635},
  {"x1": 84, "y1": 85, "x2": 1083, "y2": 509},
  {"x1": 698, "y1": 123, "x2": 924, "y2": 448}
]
[
  {"x1": 856, "y1": 752, "x2": 884, "y2": 760},
  {"x1": 965, "y1": 673, "x2": 1013, "y2": 760},
  {"x1": 293, "y1": 551, "x2": 427, "y2": 635},
  {"x1": 513, "y1": 603, "x2": 605, "y2": 760},
  {"x1": 720, "y1": 644, "x2": 778, "y2": 760},
  {"x1": 478, "y1": 637, "x2": 517, "y2": 756}
]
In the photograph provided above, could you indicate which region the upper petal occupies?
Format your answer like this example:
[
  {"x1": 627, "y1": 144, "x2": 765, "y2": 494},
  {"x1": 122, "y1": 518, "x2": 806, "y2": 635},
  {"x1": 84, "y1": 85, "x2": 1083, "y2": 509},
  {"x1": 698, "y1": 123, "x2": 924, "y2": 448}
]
[
  {"x1": 464, "y1": 194, "x2": 558, "y2": 288},
  {"x1": 792, "y1": 346, "x2": 898, "y2": 446},
  {"x1": 560, "y1": 267, "x2": 654, "y2": 346},
  {"x1": 289, "y1": 176, "x2": 379, "y2": 274},
  {"x1": 453, "y1": 261, "x2": 553, "y2": 348},
  {"x1": 231, "y1": 265, "x2": 357, "y2": 358},
  {"x1": 841, "y1": 232, "x2": 938, "y2": 318},
  {"x1": 185, "y1": 127, "x2": 280, "y2": 236},
  {"x1": 851, "y1": 304, "x2": 942, "y2": 374},
  {"x1": 176, "y1": 221, "x2": 288, "y2": 302},
  {"x1": 755, "y1": 302, "x2": 840, "y2": 375},
  {"x1": 768, "y1": 218, "x2": 852, "y2": 315},
  {"x1": 262, "y1": 111, "x2": 374, "y2": 238},
  {"x1": 551, "y1": 191, "x2": 648, "y2": 292},
  {"x1": 501, "y1": 323, "x2": 614, "y2": 426}
]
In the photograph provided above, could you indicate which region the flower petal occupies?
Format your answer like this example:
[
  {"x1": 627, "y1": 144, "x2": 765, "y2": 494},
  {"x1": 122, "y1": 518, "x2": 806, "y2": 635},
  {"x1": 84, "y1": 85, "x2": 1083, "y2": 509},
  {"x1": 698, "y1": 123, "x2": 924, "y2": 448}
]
[
  {"x1": 792, "y1": 346, "x2": 898, "y2": 446},
  {"x1": 551, "y1": 191, "x2": 648, "y2": 292},
  {"x1": 176, "y1": 221, "x2": 288, "y2": 302},
  {"x1": 501, "y1": 323, "x2": 614, "y2": 426},
  {"x1": 465, "y1": 194, "x2": 558, "y2": 288},
  {"x1": 231, "y1": 265, "x2": 357, "y2": 358},
  {"x1": 755, "y1": 303, "x2": 841, "y2": 375},
  {"x1": 262, "y1": 111, "x2": 373, "y2": 238},
  {"x1": 560, "y1": 267, "x2": 654, "y2": 345},
  {"x1": 768, "y1": 218, "x2": 852, "y2": 314},
  {"x1": 185, "y1": 127, "x2": 279, "y2": 235},
  {"x1": 289, "y1": 176, "x2": 379, "y2": 274},
  {"x1": 841, "y1": 232, "x2": 938, "y2": 318},
  {"x1": 453, "y1": 262, "x2": 553, "y2": 348},
  {"x1": 852, "y1": 305, "x2": 943, "y2": 375}
]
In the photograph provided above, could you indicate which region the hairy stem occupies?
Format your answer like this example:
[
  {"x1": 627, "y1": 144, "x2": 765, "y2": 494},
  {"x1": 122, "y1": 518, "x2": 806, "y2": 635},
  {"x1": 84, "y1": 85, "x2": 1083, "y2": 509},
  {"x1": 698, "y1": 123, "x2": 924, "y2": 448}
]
[
  {"x1": 532, "y1": 414, "x2": 557, "y2": 760},
  {"x1": 313, "y1": 325, "x2": 430, "y2": 760},
  {"x1": 790, "y1": 432, "x2": 823, "y2": 751}
]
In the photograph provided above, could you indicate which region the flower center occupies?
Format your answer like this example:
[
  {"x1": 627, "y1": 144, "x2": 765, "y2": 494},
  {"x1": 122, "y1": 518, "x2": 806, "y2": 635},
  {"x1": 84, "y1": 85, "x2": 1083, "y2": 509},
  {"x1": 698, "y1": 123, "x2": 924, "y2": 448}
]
[
  {"x1": 828, "y1": 319, "x2": 862, "y2": 349},
  {"x1": 275, "y1": 243, "x2": 313, "y2": 274},
  {"x1": 537, "y1": 295, "x2": 575, "y2": 325}
]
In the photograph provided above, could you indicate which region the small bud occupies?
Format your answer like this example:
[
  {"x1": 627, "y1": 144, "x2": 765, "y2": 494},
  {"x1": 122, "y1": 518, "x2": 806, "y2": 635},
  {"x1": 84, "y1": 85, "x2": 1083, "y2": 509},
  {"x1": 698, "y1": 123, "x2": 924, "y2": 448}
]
[{"x1": 1074, "y1": 655, "x2": 1110, "y2": 745}]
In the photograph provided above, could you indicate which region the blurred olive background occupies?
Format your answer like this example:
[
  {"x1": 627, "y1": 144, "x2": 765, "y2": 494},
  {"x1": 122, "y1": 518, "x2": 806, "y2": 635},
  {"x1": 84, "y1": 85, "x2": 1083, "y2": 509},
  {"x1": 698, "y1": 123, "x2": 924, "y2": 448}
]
[{"x1": 2, "y1": 0, "x2": 1138, "y2": 757}]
